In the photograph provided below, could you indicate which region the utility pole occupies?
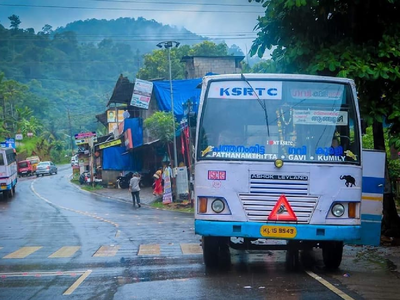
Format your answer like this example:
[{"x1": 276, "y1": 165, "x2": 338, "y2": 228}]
[
  {"x1": 156, "y1": 40, "x2": 180, "y2": 200},
  {"x1": 67, "y1": 109, "x2": 73, "y2": 155},
  {"x1": 156, "y1": 41, "x2": 180, "y2": 170}
]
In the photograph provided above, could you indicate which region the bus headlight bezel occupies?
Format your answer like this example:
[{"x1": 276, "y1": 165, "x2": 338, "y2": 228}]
[
  {"x1": 331, "y1": 203, "x2": 345, "y2": 217},
  {"x1": 211, "y1": 198, "x2": 225, "y2": 213}
]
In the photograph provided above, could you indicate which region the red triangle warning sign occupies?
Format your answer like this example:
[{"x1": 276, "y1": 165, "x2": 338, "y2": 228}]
[{"x1": 268, "y1": 195, "x2": 297, "y2": 221}]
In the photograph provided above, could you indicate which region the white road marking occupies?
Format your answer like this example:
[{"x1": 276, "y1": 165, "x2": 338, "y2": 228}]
[{"x1": 31, "y1": 181, "x2": 119, "y2": 228}]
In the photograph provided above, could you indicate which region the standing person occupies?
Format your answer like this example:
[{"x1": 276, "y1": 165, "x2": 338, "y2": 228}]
[
  {"x1": 129, "y1": 172, "x2": 141, "y2": 208},
  {"x1": 152, "y1": 168, "x2": 163, "y2": 196}
]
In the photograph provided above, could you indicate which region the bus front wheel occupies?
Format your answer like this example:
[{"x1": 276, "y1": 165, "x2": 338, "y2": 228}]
[
  {"x1": 202, "y1": 236, "x2": 230, "y2": 268},
  {"x1": 7, "y1": 188, "x2": 14, "y2": 199},
  {"x1": 322, "y1": 241, "x2": 343, "y2": 269}
]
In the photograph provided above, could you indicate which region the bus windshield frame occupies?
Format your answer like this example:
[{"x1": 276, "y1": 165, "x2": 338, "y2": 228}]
[{"x1": 197, "y1": 79, "x2": 361, "y2": 165}]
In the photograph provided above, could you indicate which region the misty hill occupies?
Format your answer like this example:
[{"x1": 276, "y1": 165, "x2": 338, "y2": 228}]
[{"x1": 55, "y1": 17, "x2": 207, "y2": 55}]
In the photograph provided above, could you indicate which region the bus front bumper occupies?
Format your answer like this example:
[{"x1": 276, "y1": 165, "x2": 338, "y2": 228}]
[{"x1": 195, "y1": 220, "x2": 361, "y2": 241}]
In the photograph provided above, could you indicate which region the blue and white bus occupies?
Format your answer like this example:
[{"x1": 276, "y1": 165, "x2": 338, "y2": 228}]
[
  {"x1": 0, "y1": 147, "x2": 17, "y2": 199},
  {"x1": 194, "y1": 74, "x2": 385, "y2": 268}
]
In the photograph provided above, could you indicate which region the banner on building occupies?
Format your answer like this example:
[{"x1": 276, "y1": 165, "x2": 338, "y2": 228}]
[
  {"x1": 130, "y1": 78, "x2": 153, "y2": 109},
  {"x1": 107, "y1": 110, "x2": 124, "y2": 123},
  {"x1": 124, "y1": 128, "x2": 133, "y2": 150},
  {"x1": 99, "y1": 139, "x2": 122, "y2": 150},
  {"x1": 162, "y1": 166, "x2": 173, "y2": 204}
]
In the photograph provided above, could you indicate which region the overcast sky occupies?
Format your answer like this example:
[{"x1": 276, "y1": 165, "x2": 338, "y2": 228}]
[{"x1": 0, "y1": 0, "x2": 266, "y2": 54}]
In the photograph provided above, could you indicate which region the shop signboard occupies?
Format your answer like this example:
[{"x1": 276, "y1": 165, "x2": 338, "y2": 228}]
[
  {"x1": 130, "y1": 79, "x2": 153, "y2": 109},
  {"x1": 99, "y1": 139, "x2": 122, "y2": 149},
  {"x1": 74, "y1": 132, "x2": 97, "y2": 145}
]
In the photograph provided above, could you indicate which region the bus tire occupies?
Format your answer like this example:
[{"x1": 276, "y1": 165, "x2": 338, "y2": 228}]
[
  {"x1": 7, "y1": 188, "x2": 14, "y2": 199},
  {"x1": 202, "y1": 236, "x2": 220, "y2": 268},
  {"x1": 322, "y1": 241, "x2": 343, "y2": 269},
  {"x1": 286, "y1": 241, "x2": 300, "y2": 270}
]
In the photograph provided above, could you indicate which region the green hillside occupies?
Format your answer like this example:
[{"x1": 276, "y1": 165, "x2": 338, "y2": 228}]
[{"x1": 0, "y1": 15, "x2": 247, "y2": 161}]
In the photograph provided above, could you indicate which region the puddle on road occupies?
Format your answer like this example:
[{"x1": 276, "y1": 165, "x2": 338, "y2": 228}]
[{"x1": 385, "y1": 259, "x2": 397, "y2": 272}]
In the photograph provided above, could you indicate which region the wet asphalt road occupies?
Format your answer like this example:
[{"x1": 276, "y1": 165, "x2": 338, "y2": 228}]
[{"x1": 0, "y1": 167, "x2": 399, "y2": 300}]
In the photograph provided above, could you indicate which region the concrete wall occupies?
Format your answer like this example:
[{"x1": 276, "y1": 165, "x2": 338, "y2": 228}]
[{"x1": 185, "y1": 57, "x2": 242, "y2": 79}]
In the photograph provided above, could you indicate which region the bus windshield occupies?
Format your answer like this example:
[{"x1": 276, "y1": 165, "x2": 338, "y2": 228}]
[{"x1": 197, "y1": 79, "x2": 360, "y2": 164}]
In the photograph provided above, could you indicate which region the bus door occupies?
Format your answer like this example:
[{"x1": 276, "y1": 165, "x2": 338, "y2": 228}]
[{"x1": 351, "y1": 150, "x2": 386, "y2": 246}]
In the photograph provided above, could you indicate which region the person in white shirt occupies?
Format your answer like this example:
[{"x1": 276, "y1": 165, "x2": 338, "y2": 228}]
[{"x1": 129, "y1": 172, "x2": 141, "y2": 208}]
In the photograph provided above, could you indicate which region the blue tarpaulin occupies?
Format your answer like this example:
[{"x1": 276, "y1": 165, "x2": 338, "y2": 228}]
[
  {"x1": 102, "y1": 118, "x2": 143, "y2": 171},
  {"x1": 102, "y1": 146, "x2": 142, "y2": 171},
  {"x1": 124, "y1": 118, "x2": 143, "y2": 147},
  {"x1": 152, "y1": 78, "x2": 201, "y2": 121}
]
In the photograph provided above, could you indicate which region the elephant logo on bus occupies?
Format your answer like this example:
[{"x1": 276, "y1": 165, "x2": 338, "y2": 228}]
[{"x1": 340, "y1": 175, "x2": 356, "y2": 187}]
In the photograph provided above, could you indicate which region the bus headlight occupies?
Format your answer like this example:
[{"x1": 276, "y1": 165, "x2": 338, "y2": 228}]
[
  {"x1": 197, "y1": 196, "x2": 231, "y2": 215},
  {"x1": 211, "y1": 199, "x2": 225, "y2": 213},
  {"x1": 331, "y1": 203, "x2": 345, "y2": 217}
]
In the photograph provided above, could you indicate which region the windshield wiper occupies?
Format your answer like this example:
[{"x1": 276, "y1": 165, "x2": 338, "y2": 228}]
[{"x1": 241, "y1": 73, "x2": 270, "y2": 136}]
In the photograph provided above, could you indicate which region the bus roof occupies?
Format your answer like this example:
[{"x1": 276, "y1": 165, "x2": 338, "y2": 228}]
[
  {"x1": 0, "y1": 147, "x2": 15, "y2": 154},
  {"x1": 202, "y1": 73, "x2": 355, "y2": 85}
]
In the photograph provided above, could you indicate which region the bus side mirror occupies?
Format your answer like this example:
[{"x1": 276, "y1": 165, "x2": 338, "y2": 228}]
[{"x1": 361, "y1": 119, "x2": 367, "y2": 135}]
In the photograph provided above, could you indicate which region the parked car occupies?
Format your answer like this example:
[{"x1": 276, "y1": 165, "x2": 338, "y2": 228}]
[
  {"x1": 17, "y1": 160, "x2": 35, "y2": 177},
  {"x1": 36, "y1": 161, "x2": 58, "y2": 177}
]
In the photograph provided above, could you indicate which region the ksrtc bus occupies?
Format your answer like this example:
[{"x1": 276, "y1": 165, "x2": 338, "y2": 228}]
[
  {"x1": 194, "y1": 74, "x2": 385, "y2": 269},
  {"x1": 0, "y1": 147, "x2": 17, "y2": 199}
]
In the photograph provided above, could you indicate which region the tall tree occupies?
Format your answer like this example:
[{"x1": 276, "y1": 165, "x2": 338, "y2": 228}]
[
  {"x1": 137, "y1": 41, "x2": 230, "y2": 80},
  {"x1": 8, "y1": 15, "x2": 21, "y2": 30},
  {"x1": 249, "y1": 0, "x2": 400, "y2": 238}
]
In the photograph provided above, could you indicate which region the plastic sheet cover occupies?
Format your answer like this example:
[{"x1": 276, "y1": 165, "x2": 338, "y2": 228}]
[
  {"x1": 102, "y1": 146, "x2": 142, "y2": 171},
  {"x1": 152, "y1": 79, "x2": 201, "y2": 121}
]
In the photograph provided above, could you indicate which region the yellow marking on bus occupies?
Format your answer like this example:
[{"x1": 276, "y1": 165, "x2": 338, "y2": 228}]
[
  {"x1": 306, "y1": 270, "x2": 355, "y2": 300},
  {"x1": 93, "y1": 245, "x2": 120, "y2": 257},
  {"x1": 362, "y1": 196, "x2": 383, "y2": 201},
  {"x1": 201, "y1": 145, "x2": 214, "y2": 157},
  {"x1": 138, "y1": 244, "x2": 160, "y2": 256},
  {"x1": 3, "y1": 247, "x2": 42, "y2": 259},
  {"x1": 48, "y1": 246, "x2": 81, "y2": 258},
  {"x1": 180, "y1": 243, "x2": 203, "y2": 255},
  {"x1": 63, "y1": 270, "x2": 92, "y2": 295}
]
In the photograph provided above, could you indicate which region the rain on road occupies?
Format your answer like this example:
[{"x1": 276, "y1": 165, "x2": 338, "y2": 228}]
[{"x1": 0, "y1": 167, "x2": 398, "y2": 300}]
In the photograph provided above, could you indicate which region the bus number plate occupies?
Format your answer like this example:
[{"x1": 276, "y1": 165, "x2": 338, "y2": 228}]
[{"x1": 260, "y1": 225, "x2": 297, "y2": 238}]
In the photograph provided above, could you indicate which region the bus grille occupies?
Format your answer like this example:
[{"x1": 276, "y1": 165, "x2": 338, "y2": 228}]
[
  {"x1": 250, "y1": 178, "x2": 308, "y2": 195},
  {"x1": 238, "y1": 193, "x2": 318, "y2": 223}
]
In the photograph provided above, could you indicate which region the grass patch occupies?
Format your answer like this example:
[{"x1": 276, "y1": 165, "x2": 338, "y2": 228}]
[
  {"x1": 151, "y1": 199, "x2": 194, "y2": 213},
  {"x1": 80, "y1": 184, "x2": 104, "y2": 192},
  {"x1": 70, "y1": 179, "x2": 105, "y2": 192}
]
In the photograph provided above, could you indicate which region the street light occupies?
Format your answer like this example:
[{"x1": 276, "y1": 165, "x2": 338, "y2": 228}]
[{"x1": 156, "y1": 41, "x2": 180, "y2": 170}]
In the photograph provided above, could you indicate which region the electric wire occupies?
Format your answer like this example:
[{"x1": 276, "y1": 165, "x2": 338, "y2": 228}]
[{"x1": 0, "y1": 3, "x2": 262, "y2": 14}]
